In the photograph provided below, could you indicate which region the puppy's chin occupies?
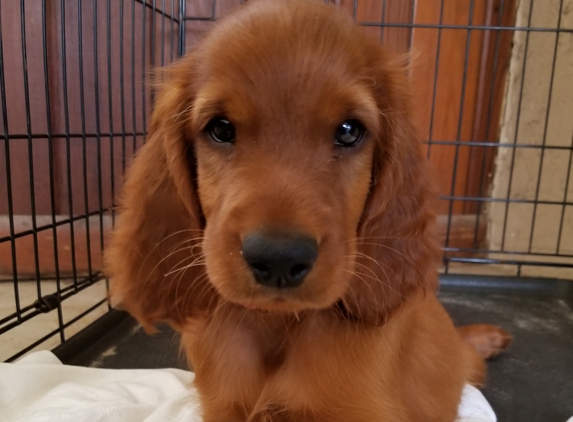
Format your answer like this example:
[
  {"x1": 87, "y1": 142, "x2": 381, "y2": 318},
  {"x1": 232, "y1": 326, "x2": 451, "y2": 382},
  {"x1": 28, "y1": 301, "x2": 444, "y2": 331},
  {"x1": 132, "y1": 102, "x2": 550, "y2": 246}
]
[
  {"x1": 234, "y1": 296, "x2": 332, "y2": 314},
  {"x1": 214, "y1": 281, "x2": 344, "y2": 314},
  {"x1": 236, "y1": 299, "x2": 309, "y2": 314}
]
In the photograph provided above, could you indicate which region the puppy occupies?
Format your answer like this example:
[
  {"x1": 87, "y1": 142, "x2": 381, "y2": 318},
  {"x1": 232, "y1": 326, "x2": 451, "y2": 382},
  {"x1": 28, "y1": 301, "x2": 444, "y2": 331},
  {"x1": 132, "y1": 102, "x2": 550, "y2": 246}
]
[{"x1": 106, "y1": 1, "x2": 510, "y2": 421}]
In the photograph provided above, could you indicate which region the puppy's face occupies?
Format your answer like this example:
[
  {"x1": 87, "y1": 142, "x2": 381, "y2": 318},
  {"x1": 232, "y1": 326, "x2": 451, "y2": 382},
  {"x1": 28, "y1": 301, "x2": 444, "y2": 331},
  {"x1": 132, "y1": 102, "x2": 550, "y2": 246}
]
[{"x1": 188, "y1": 2, "x2": 384, "y2": 313}]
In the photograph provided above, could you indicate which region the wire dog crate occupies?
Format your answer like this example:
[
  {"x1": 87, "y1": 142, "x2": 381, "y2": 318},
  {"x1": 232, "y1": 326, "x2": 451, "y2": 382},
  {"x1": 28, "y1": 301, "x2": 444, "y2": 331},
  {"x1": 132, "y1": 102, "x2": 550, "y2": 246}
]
[{"x1": 1, "y1": 0, "x2": 572, "y2": 364}]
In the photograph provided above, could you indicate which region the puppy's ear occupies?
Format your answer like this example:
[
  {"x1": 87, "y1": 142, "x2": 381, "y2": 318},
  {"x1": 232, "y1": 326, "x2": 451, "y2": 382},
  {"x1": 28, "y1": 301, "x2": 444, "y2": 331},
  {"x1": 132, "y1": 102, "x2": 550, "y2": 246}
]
[
  {"x1": 341, "y1": 52, "x2": 441, "y2": 325},
  {"x1": 105, "y1": 56, "x2": 217, "y2": 331}
]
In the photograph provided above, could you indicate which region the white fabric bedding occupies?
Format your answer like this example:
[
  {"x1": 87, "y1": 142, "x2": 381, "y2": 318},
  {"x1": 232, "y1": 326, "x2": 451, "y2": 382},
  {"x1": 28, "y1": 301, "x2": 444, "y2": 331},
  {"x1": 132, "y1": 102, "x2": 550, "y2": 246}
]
[{"x1": 0, "y1": 350, "x2": 498, "y2": 422}]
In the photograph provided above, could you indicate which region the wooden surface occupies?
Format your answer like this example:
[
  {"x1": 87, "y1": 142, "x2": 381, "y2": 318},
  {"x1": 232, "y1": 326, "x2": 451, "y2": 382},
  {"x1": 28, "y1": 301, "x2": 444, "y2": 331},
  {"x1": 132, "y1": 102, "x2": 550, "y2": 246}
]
[{"x1": 411, "y1": 0, "x2": 516, "y2": 216}]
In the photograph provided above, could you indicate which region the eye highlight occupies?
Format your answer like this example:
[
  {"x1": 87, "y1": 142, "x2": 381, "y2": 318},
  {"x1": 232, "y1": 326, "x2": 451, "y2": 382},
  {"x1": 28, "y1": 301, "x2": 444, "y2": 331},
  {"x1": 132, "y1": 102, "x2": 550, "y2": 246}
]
[
  {"x1": 335, "y1": 119, "x2": 365, "y2": 147},
  {"x1": 205, "y1": 117, "x2": 236, "y2": 143}
]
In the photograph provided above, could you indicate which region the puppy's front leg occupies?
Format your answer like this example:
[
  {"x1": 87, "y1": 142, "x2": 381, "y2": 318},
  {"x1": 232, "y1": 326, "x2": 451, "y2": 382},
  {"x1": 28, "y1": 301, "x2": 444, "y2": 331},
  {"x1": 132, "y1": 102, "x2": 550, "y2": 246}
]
[{"x1": 202, "y1": 405, "x2": 248, "y2": 422}]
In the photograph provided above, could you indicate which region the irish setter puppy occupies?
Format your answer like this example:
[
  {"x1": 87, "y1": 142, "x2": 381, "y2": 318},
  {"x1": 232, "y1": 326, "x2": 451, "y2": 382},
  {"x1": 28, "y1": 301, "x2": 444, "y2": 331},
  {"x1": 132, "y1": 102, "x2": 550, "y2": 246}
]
[{"x1": 106, "y1": 1, "x2": 510, "y2": 421}]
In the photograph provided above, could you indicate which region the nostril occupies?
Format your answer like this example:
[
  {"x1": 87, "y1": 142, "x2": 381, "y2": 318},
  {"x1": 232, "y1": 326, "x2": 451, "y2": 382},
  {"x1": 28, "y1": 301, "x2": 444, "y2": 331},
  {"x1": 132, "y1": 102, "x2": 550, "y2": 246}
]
[
  {"x1": 251, "y1": 263, "x2": 269, "y2": 273},
  {"x1": 289, "y1": 263, "x2": 310, "y2": 280},
  {"x1": 251, "y1": 262, "x2": 271, "y2": 280}
]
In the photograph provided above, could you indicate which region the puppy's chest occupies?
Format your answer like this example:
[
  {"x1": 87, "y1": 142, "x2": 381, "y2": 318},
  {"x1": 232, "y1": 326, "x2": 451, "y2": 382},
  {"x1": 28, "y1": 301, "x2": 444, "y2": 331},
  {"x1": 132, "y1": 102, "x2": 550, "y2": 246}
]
[
  {"x1": 194, "y1": 312, "x2": 307, "y2": 406},
  {"x1": 218, "y1": 315, "x2": 292, "y2": 374},
  {"x1": 192, "y1": 313, "x2": 392, "y2": 421}
]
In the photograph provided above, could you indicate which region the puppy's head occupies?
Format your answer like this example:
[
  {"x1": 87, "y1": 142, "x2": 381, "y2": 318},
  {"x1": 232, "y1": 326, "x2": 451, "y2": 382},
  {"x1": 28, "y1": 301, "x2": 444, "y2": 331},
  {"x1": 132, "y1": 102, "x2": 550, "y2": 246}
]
[{"x1": 106, "y1": 0, "x2": 440, "y2": 328}]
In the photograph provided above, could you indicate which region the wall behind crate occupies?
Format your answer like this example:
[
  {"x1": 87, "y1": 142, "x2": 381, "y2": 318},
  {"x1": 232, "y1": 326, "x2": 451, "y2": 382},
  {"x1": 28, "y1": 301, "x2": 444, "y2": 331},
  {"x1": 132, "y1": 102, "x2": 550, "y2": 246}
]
[{"x1": 487, "y1": 0, "x2": 573, "y2": 279}]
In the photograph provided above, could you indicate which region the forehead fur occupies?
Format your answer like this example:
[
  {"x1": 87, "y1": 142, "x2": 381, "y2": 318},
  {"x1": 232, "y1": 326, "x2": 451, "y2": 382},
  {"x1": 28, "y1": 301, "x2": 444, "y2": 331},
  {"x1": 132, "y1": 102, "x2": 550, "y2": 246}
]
[
  {"x1": 190, "y1": 0, "x2": 383, "y2": 135},
  {"x1": 197, "y1": 1, "x2": 377, "y2": 81}
]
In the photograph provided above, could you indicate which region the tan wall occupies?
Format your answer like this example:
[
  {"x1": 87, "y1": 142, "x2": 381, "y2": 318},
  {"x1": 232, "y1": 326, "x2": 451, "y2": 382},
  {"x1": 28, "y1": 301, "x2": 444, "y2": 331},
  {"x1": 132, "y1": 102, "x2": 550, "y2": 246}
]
[{"x1": 488, "y1": 0, "x2": 573, "y2": 279}]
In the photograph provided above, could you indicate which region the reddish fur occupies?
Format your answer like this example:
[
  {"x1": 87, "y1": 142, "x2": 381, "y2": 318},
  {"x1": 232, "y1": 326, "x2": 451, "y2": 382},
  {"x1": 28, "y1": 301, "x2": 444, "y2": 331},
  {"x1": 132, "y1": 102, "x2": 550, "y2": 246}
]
[{"x1": 105, "y1": 1, "x2": 510, "y2": 420}]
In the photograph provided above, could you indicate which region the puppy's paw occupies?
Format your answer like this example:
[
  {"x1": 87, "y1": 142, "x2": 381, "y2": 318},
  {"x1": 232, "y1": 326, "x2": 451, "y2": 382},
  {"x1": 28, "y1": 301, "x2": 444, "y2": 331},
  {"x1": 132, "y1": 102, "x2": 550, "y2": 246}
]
[{"x1": 457, "y1": 324, "x2": 512, "y2": 359}]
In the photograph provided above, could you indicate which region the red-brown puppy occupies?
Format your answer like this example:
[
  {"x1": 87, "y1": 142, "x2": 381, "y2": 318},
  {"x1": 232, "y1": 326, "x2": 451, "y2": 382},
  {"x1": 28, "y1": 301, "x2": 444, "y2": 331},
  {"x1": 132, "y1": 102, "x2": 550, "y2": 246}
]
[{"x1": 106, "y1": 1, "x2": 510, "y2": 421}]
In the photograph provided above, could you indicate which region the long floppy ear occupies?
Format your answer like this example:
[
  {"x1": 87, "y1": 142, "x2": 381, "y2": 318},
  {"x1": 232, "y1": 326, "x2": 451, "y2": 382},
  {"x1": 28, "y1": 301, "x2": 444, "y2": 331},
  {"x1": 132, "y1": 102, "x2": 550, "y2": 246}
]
[
  {"x1": 105, "y1": 56, "x2": 217, "y2": 331},
  {"x1": 341, "y1": 52, "x2": 441, "y2": 325}
]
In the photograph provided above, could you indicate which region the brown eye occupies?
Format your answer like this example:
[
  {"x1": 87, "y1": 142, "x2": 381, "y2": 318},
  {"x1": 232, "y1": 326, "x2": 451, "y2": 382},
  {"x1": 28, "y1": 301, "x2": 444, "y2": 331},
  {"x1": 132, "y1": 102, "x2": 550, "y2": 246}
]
[
  {"x1": 205, "y1": 117, "x2": 235, "y2": 143},
  {"x1": 335, "y1": 119, "x2": 364, "y2": 147}
]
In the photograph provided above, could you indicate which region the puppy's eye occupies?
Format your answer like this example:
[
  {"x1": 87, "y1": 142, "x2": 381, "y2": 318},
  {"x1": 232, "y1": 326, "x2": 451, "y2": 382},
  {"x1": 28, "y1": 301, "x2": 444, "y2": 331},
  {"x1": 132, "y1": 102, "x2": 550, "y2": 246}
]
[
  {"x1": 205, "y1": 117, "x2": 236, "y2": 143},
  {"x1": 334, "y1": 119, "x2": 365, "y2": 147}
]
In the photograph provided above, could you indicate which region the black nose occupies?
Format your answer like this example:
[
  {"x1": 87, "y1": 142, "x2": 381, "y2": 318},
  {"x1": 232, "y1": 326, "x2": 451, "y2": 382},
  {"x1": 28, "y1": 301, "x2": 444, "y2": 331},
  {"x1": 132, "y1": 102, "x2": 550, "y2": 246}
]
[{"x1": 241, "y1": 232, "x2": 318, "y2": 288}]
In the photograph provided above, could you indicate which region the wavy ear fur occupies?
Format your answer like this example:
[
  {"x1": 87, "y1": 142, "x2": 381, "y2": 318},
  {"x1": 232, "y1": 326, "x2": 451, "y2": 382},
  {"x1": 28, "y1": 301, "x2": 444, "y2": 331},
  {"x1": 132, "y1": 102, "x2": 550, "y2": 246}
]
[
  {"x1": 341, "y1": 52, "x2": 441, "y2": 325},
  {"x1": 105, "y1": 56, "x2": 216, "y2": 331}
]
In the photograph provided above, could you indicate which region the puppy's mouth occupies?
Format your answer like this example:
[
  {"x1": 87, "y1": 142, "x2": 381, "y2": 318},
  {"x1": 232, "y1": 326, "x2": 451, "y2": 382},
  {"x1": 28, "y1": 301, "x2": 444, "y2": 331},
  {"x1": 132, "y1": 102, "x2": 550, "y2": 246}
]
[
  {"x1": 210, "y1": 262, "x2": 347, "y2": 314},
  {"x1": 236, "y1": 293, "x2": 312, "y2": 313}
]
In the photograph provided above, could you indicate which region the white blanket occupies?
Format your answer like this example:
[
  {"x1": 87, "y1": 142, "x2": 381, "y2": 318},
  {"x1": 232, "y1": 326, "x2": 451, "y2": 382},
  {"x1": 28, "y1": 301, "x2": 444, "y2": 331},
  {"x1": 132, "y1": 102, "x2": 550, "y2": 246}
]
[{"x1": 0, "y1": 351, "x2": 497, "y2": 422}]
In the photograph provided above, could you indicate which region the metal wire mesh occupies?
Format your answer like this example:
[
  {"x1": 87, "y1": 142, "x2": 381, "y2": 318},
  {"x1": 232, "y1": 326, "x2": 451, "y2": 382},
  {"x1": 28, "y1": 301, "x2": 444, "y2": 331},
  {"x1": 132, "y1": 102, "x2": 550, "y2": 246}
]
[
  {"x1": 0, "y1": 0, "x2": 181, "y2": 362},
  {"x1": 1, "y1": 0, "x2": 571, "y2": 362}
]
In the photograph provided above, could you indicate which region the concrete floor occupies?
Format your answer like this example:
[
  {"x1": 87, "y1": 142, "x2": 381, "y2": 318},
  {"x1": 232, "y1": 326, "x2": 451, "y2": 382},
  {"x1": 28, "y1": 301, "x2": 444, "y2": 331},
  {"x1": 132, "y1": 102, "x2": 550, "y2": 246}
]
[{"x1": 0, "y1": 278, "x2": 108, "y2": 362}]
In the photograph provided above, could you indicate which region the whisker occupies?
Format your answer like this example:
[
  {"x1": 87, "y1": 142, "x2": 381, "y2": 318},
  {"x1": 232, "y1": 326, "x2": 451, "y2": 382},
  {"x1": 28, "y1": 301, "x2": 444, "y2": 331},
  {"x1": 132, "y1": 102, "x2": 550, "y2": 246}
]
[
  {"x1": 230, "y1": 303, "x2": 250, "y2": 344},
  {"x1": 176, "y1": 270, "x2": 210, "y2": 322},
  {"x1": 342, "y1": 269, "x2": 377, "y2": 299},
  {"x1": 139, "y1": 236, "x2": 205, "y2": 291},
  {"x1": 353, "y1": 241, "x2": 412, "y2": 263},
  {"x1": 344, "y1": 235, "x2": 409, "y2": 243},
  {"x1": 280, "y1": 314, "x2": 294, "y2": 348},
  {"x1": 137, "y1": 229, "x2": 204, "y2": 280},
  {"x1": 164, "y1": 254, "x2": 206, "y2": 276},
  {"x1": 351, "y1": 251, "x2": 389, "y2": 277},
  {"x1": 342, "y1": 255, "x2": 379, "y2": 280},
  {"x1": 173, "y1": 264, "x2": 198, "y2": 322}
]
